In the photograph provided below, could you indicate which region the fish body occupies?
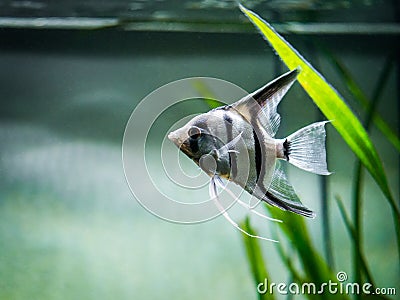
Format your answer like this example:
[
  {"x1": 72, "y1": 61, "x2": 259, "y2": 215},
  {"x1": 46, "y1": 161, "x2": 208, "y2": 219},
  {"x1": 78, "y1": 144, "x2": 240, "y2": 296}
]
[{"x1": 168, "y1": 69, "x2": 330, "y2": 218}]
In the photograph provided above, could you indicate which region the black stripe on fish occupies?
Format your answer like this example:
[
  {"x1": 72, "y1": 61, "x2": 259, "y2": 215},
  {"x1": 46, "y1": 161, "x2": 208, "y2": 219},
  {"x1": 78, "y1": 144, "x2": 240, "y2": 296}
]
[
  {"x1": 253, "y1": 129, "x2": 262, "y2": 182},
  {"x1": 223, "y1": 113, "x2": 233, "y2": 125},
  {"x1": 196, "y1": 119, "x2": 218, "y2": 150},
  {"x1": 189, "y1": 138, "x2": 199, "y2": 153},
  {"x1": 252, "y1": 126, "x2": 307, "y2": 215},
  {"x1": 283, "y1": 139, "x2": 290, "y2": 161},
  {"x1": 223, "y1": 112, "x2": 237, "y2": 179}
]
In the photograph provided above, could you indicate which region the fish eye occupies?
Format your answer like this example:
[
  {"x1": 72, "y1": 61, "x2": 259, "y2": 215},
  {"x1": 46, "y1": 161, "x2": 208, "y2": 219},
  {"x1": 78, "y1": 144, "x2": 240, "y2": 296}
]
[{"x1": 188, "y1": 126, "x2": 202, "y2": 140}]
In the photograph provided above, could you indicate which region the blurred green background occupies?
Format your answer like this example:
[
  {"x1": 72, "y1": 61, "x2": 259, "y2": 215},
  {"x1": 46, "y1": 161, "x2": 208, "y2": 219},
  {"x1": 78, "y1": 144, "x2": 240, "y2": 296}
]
[{"x1": 0, "y1": 1, "x2": 399, "y2": 299}]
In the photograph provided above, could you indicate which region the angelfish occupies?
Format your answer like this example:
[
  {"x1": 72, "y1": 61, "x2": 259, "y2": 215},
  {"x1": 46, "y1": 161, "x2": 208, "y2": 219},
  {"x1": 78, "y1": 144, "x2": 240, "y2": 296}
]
[{"x1": 168, "y1": 69, "x2": 331, "y2": 241}]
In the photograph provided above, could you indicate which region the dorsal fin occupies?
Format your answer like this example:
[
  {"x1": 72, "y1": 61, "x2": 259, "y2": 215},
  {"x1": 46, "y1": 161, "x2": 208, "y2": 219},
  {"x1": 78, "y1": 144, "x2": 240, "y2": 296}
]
[{"x1": 232, "y1": 68, "x2": 299, "y2": 137}]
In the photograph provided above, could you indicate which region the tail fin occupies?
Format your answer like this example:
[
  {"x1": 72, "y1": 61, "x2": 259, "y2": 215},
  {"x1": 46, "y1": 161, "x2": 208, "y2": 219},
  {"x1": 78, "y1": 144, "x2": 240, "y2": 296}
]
[{"x1": 283, "y1": 121, "x2": 331, "y2": 175}]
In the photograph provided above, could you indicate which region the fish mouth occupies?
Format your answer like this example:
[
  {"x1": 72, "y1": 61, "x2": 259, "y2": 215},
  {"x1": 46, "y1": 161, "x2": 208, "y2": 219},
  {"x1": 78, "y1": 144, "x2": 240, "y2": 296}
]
[
  {"x1": 167, "y1": 130, "x2": 183, "y2": 146},
  {"x1": 167, "y1": 131, "x2": 176, "y2": 142},
  {"x1": 167, "y1": 130, "x2": 180, "y2": 145},
  {"x1": 168, "y1": 130, "x2": 192, "y2": 157}
]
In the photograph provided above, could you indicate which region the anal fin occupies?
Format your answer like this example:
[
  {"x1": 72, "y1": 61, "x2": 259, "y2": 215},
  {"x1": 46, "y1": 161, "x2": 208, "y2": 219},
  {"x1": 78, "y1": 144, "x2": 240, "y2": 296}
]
[{"x1": 263, "y1": 162, "x2": 315, "y2": 218}]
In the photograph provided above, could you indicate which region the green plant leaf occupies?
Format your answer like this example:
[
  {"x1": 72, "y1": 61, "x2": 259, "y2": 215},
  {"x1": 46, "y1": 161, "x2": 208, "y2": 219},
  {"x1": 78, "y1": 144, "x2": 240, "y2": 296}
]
[
  {"x1": 335, "y1": 196, "x2": 376, "y2": 287},
  {"x1": 240, "y1": 217, "x2": 275, "y2": 300},
  {"x1": 269, "y1": 209, "x2": 331, "y2": 282},
  {"x1": 267, "y1": 208, "x2": 351, "y2": 300},
  {"x1": 322, "y1": 49, "x2": 400, "y2": 152},
  {"x1": 239, "y1": 5, "x2": 399, "y2": 219},
  {"x1": 335, "y1": 196, "x2": 393, "y2": 300},
  {"x1": 191, "y1": 80, "x2": 225, "y2": 109}
]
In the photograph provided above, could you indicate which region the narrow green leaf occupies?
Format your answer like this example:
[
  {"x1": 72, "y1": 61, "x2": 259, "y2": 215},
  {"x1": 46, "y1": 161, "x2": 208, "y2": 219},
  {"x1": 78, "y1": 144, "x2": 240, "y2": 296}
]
[
  {"x1": 191, "y1": 80, "x2": 224, "y2": 109},
  {"x1": 267, "y1": 208, "x2": 351, "y2": 299},
  {"x1": 240, "y1": 217, "x2": 275, "y2": 300},
  {"x1": 350, "y1": 57, "x2": 399, "y2": 287},
  {"x1": 274, "y1": 241, "x2": 304, "y2": 283},
  {"x1": 322, "y1": 49, "x2": 400, "y2": 152},
  {"x1": 274, "y1": 241, "x2": 325, "y2": 300},
  {"x1": 335, "y1": 196, "x2": 375, "y2": 285},
  {"x1": 239, "y1": 5, "x2": 399, "y2": 219},
  {"x1": 335, "y1": 196, "x2": 394, "y2": 300},
  {"x1": 269, "y1": 209, "x2": 331, "y2": 283}
]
